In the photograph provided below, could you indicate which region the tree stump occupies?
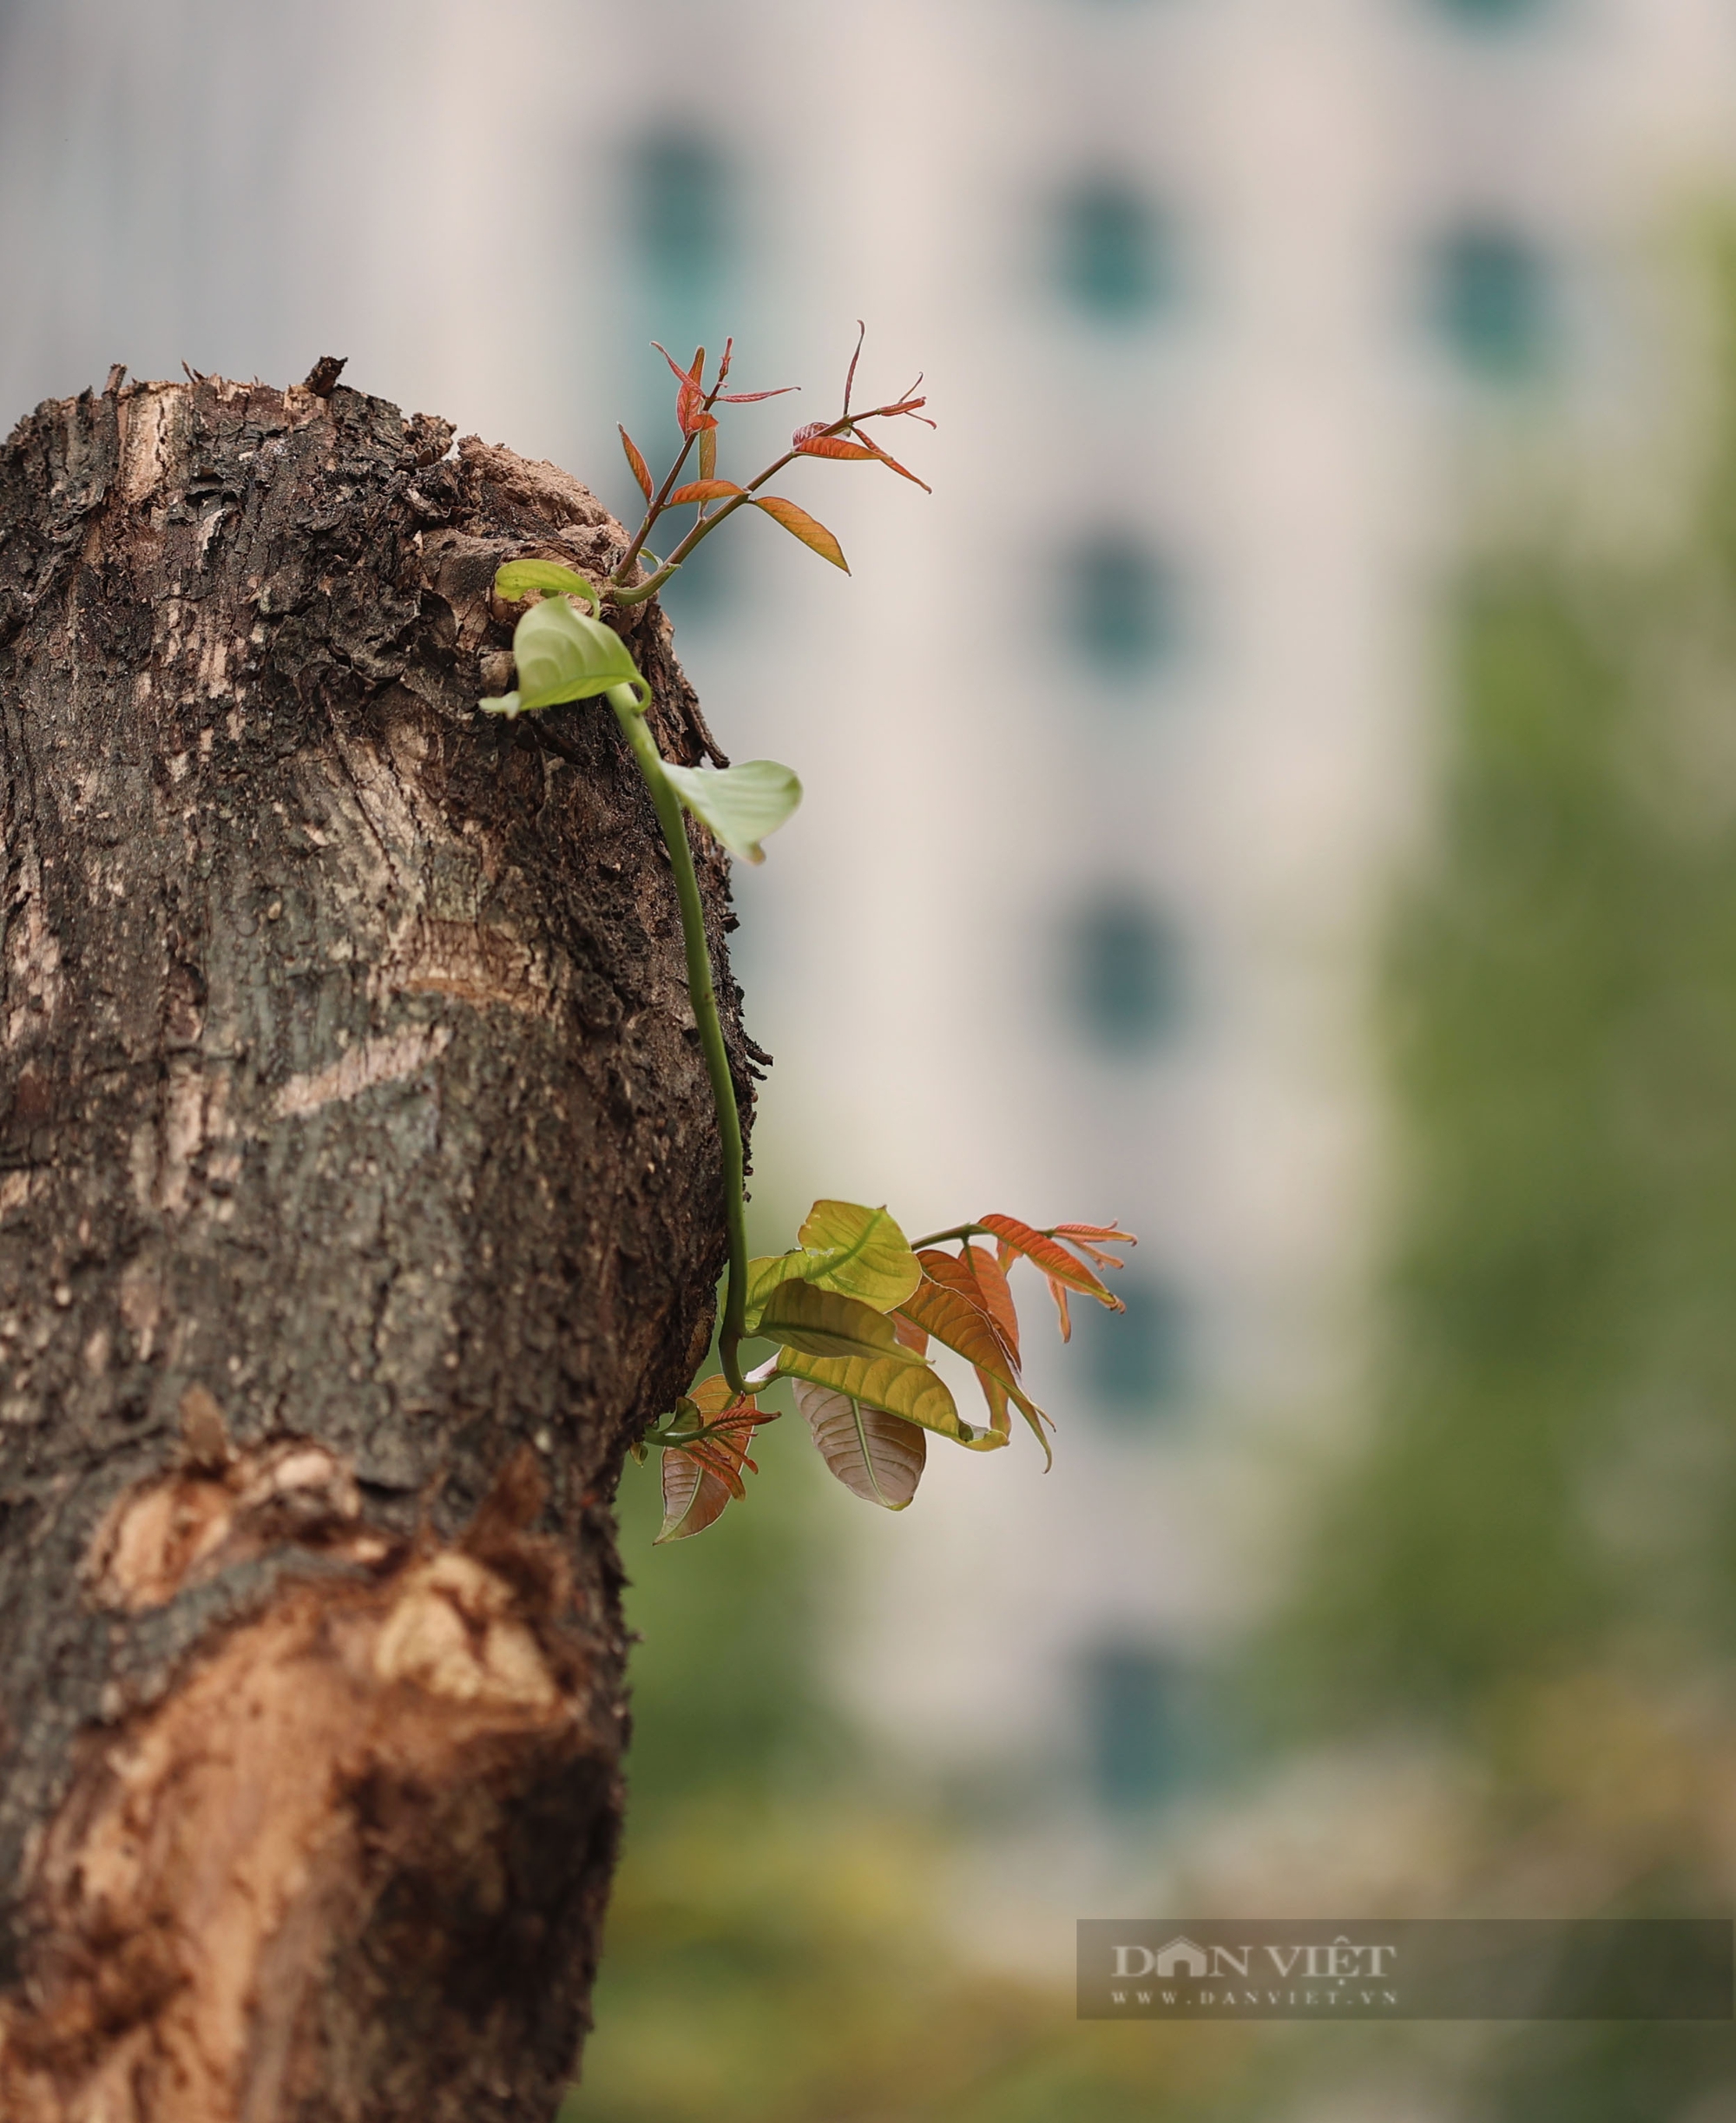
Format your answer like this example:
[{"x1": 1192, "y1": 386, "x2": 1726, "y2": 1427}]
[{"x1": 0, "y1": 365, "x2": 751, "y2": 2121}]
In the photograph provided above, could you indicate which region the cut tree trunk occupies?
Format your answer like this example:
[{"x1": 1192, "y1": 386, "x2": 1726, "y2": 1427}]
[{"x1": 0, "y1": 365, "x2": 753, "y2": 2122}]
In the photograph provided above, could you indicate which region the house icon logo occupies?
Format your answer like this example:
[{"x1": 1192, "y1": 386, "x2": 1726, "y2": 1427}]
[{"x1": 1154, "y1": 1936, "x2": 1209, "y2": 1978}]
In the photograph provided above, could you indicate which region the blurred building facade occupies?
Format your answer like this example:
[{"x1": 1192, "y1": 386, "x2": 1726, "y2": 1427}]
[{"x1": 4, "y1": 0, "x2": 1736, "y2": 1880}]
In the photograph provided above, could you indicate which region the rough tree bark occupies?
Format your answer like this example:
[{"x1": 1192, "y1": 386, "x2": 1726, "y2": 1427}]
[{"x1": 0, "y1": 364, "x2": 754, "y2": 2121}]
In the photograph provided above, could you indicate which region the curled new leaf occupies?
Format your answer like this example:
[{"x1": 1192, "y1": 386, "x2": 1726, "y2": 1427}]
[
  {"x1": 698, "y1": 425, "x2": 717, "y2": 483},
  {"x1": 661, "y1": 759, "x2": 802, "y2": 864},
  {"x1": 775, "y1": 1346, "x2": 979, "y2": 1445},
  {"x1": 751, "y1": 495, "x2": 849, "y2": 573},
  {"x1": 654, "y1": 341, "x2": 718, "y2": 437},
  {"x1": 491, "y1": 558, "x2": 602, "y2": 611},
  {"x1": 753, "y1": 1280, "x2": 926, "y2": 1367},
  {"x1": 480, "y1": 594, "x2": 648, "y2": 718},
  {"x1": 795, "y1": 1380, "x2": 925, "y2": 1509}
]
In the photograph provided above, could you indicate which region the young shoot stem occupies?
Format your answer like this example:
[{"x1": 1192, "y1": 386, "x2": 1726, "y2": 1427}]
[
  {"x1": 607, "y1": 683, "x2": 750, "y2": 1394},
  {"x1": 615, "y1": 428, "x2": 700, "y2": 582},
  {"x1": 910, "y1": 1223, "x2": 989, "y2": 1251},
  {"x1": 608, "y1": 398, "x2": 929, "y2": 608}
]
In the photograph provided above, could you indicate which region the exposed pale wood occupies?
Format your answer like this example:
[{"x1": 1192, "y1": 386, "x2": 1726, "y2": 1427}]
[{"x1": 0, "y1": 368, "x2": 753, "y2": 2120}]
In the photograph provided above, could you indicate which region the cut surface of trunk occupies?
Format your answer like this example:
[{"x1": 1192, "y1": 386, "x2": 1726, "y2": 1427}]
[{"x1": 0, "y1": 366, "x2": 750, "y2": 2121}]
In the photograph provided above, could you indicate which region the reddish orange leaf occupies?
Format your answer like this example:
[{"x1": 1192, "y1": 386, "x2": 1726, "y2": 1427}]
[
  {"x1": 898, "y1": 1279, "x2": 1013, "y2": 1387},
  {"x1": 792, "y1": 424, "x2": 931, "y2": 492},
  {"x1": 978, "y1": 1213, "x2": 1128, "y2": 1324},
  {"x1": 752, "y1": 495, "x2": 849, "y2": 573},
  {"x1": 1048, "y1": 1278, "x2": 1073, "y2": 1344},
  {"x1": 687, "y1": 1375, "x2": 740, "y2": 1416},
  {"x1": 917, "y1": 1246, "x2": 1021, "y2": 1370},
  {"x1": 653, "y1": 341, "x2": 718, "y2": 437},
  {"x1": 655, "y1": 1376, "x2": 768, "y2": 1541},
  {"x1": 619, "y1": 425, "x2": 654, "y2": 503},
  {"x1": 709, "y1": 334, "x2": 797, "y2": 405},
  {"x1": 892, "y1": 1313, "x2": 930, "y2": 1357},
  {"x1": 667, "y1": 479, "x2": 746, "y2": 506},
  {"x1": 959, "y1": 1243, "x2": 1022, "y2": 1367},
  {"x1": 896, "y1": 1274, "x2": 1051, "y2": 1458},
  {"x1": 699, "y1": 425, "x2": 717, "y2": 482},
  {"x1": 654, "y1": 340, "x2": 705, "y2": 388},
  {"x1": 1053, "y1": 1220, "x2": 1135, "y2": 1272},
  {"x1": 976, "y1": 1370, "x2": 1014, "y2": 1443},
  {"x1": 854, "y1": 440, "x2": 929, "y2": 490},
  {"x1": 792, "y1": 427, "x2": 878, "y2": 459}
]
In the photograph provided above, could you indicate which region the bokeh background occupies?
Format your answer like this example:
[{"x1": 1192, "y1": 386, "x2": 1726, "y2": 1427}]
[{"x1": 9, "y1": 1, "x2": 1736, "y2": 2115}]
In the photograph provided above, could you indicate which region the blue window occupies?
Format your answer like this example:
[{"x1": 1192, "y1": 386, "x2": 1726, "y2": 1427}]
[
  {"x1": 1082, "y1": 1645, "x2": 1184, "y2": 1810},
  {"x1": 1079, "y1": 1277, "x2": 1186, "y2": 1423},
  {"x1": 1432, "y1": 224, "x2": 1550, "y2": 381},
  {"x1": 1069, "y1": 896, "x2": 1181, "y2": 1054},
  {"x1": 1056, "y1": 179, "x2": 1173, "y2": 324},
  {"x1": 1430, "y1": 0, "x2": 1547, "y2": 25},
  {"x1": 630, "y1": 128, "x2": 733, "y2": 307},
  {"x1": 627, "y1": 128, "x2": 739, "y2": 618},
  {"x1": 1069, "y1": 534, "x2": 1178, "y2": 681}
]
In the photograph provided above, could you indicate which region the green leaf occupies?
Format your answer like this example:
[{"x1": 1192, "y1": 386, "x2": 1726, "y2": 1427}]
[
  {"x1": 480, "y1": 596, "x2": 648, "y2": 719},
  {"x1": 742, "y1": 1205, "x2": 922, "y2": 1331},
  {"x1": 661, "y1": 759, "x2": 801, "y2": 864},
  {"x1": 794, "y1": 1381, "x2": 925, "y2": 1509},
  {"x1": 753, "y1": 1280, "x2": 927, "y2": 1366},
  {"x1": 745, "y1": 1252, "x2": 809, "y2": 1323},
  {"x1": 491, "y1": 558, "x2": 602, "y2": 610},
  {"x1": 774, "y1": 1346, "x2": 982, "y2": 1445},
  {"x1": 794, "y1": 1200, "x2": 922, "y2": 1311}
]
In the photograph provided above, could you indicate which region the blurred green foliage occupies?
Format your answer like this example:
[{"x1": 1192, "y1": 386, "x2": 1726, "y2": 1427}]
[
  {"x1": 1287, "y1": 260, "x2": 1736, "y2": 1724},
  {"x1": 1269, "y1": 237, "x2": 1736, "y2": 2116},
  {"x1": 569, "y1": 236, "x2": 1736, "y2": 2123},
  {"x1": 566, "y1": 1418, "x2": 1279, "y2": 2122}
]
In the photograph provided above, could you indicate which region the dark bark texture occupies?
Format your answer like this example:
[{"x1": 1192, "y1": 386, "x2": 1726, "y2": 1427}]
[{"x1": 0, "y1": 368, "x2": 752, "y2": 2121}]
